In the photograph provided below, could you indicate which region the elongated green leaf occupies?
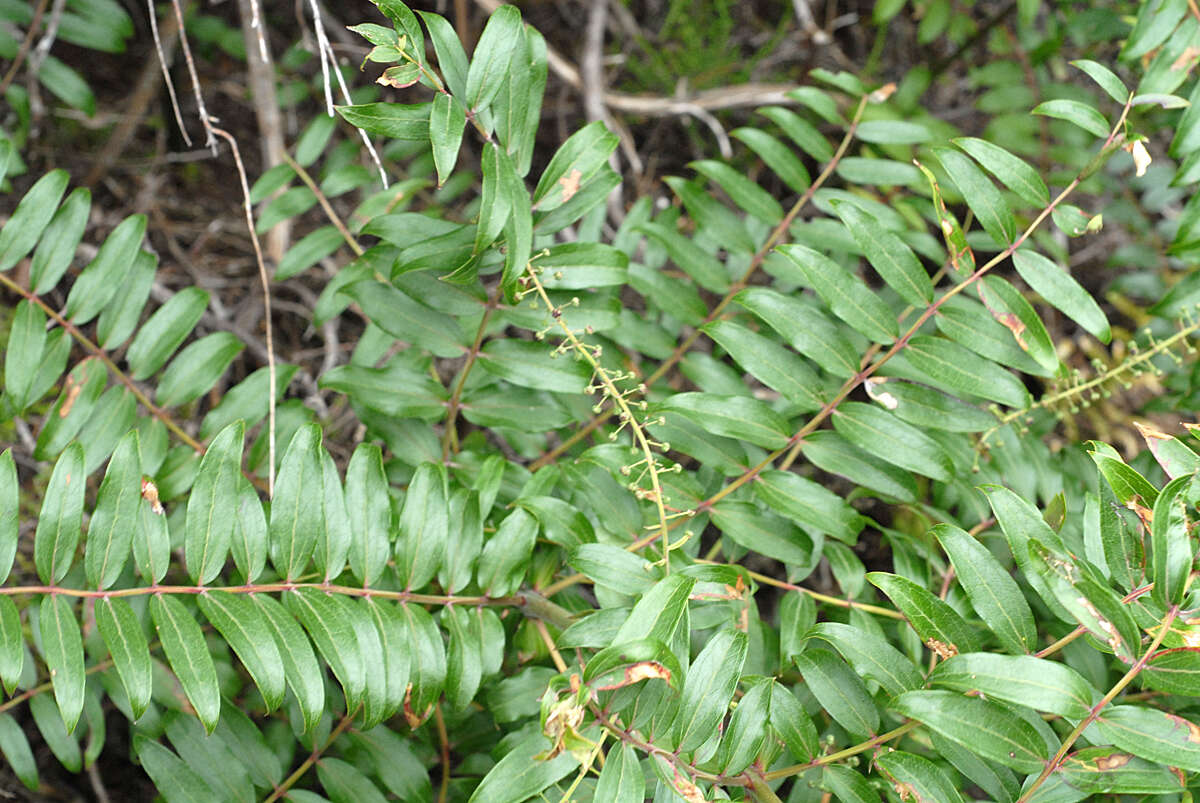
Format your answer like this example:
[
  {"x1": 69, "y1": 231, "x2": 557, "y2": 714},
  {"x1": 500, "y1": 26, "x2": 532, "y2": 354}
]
[
  {"x1": 363, "y1": 598, "x2": 410, "y2": 722},
  {"x1": 636, "y1": 220, "x2": 729, "y2": 292},
  {"x1": 532, "y1": 120, "x2": 619, "y2": 212},
  {"x1": 30, "y1": 186, "x2": 90, "y2": 294},
  {"x1": 690, "y1": 159, "x2": 782, "y2": 224},
  {"x1": 1151, "y1": 474, "x2": 1192, "y2": 606},
  {"x1": 185, "y1": 421, "x2": 243, "y2": 584},
  {"x1": 711, "y1": 502, "x2": 821, "y2": 572},
  {"x1": 1122, "y1": 0, "x2": 1188, "y2": 60},
  {"x1": 833, "y1": 402, "x2": 952, "y2": 481},
  {"x1": 1011, "y1": 249, "x2": 1110, "y2": 343},
  {"x1": 595, "y1": 743, "x2": 644, "y2": 802},
  {"x1": 866, "y1": 571, "x2": 983, "y2": 655},
  {"x1": 197, "y1": 591, "x2": 285, "y2": 712},
  {"x1": 659, "y1": 392, "x2": 790, "y2": 449},
  {"x1": 537, "y1": 242, "x2": 629, "y2": 289},
  {"x1": 756, "y1": 469, "x2": 865, "y2": 543},
  {"x1": 776, "y1": 244, "x2": 898, "y2": 343},
  {"x1": 135, "y1": 737, "x2": 217, "y2": 803},
  {"x1": 34, "y1": 443, "x2": 85, "y2": 585},
  {"x1": 40, "y1": 595, "x2": 84, "y2": 733},
  {"x1": 980, "y1": 485, "x2": 1072, "y2": 621},
  {"x1": 1090, "y1": 448, "x2": 1159, "y2": 508},
  {"x1": 397, "y1": 602, "x2": 447, "y2": 720},
  {"x1": 703, "y1": 320, "x2": 825, "y2": 412},
  {"x1": 877, "y1": 750, "x2": 965, "y2": 803},
  {"x1": 1138, "y1": 422, "x2": 1200, "y2": 478},
  {"x1": 802, "y1": 430, "x2": 918, "y2": 502},
  {"x1": 1058, "y1": 745, "x2": 1185, "y2": 795},
  {"x1": 476, "y1": 339, "x2": 590, "y2": 394},
  {"x1": 1094, "y1": 705, "x2": 1200, "y2": 772},
  {"x1": 124, "y1": 287, "x2": 210, "y2": 380},
  {"x1": 475, "y1": 142, "x2": 512, "y2": 254},
  {"x1": 676, "y1": 628, "x2": 747, "y2": 752},
  {"x1": 477, "y1": 507, "x2": 538, "y2": 596},
  {"x1": 930, "y1": 653, "x2": 1095, "y2": 719},
  {"x1": 834, "y1": 201, "x2": 933, "y2": 306},
  {"x1": 34, "y1": 357, "x2": 107, "y2": 461},
  {"x1": 468, "y1": 733, "x2": 578, "y2": 803},
  {"x1": 95, "y1": 597, "x2": 152, "y2": 720},
  {"x1": 664, "y1": 175, "x2": 756, "y2": 254},
  {"x1": 270, "y1": 423, "x2": 323, "y2": 581},
  {"x1": 0, "y1": 597, "x2": 18, "y2": 695},
  {"x1": 286, "y1": 587, "x2": 365, "y2": 713},
  {"x1": 770, "y1": 682, "x2": 819, "y2": 762},
  {"x1": 978, "y1": 276, "x2": 1058, "y2": 372},
  {"x1": 315, "y1": 449, "x2": 350, "y2": 582},
  {"x1": 933, "y1": 524, "x2": 1037, "y2": 654},
  {"x1": 812, "y1": 622, "x2": 923, "y2": 696},
  {"x1": 894, "y1": 690, "x2": 1048, "y2": 772},
  {"x1": 464, "y1": 4, "x2": 520, "y2": 114},
  {"x1": 819, "y1": 765, "x2": 877, "y2": 803},
  {"x1": 1033, "y1": 99, "x2": 1110, "y2": 138},
  {"x1": 954, "y1": 136, "x2": 1049, "y2": 206},
  {"x1": 231, "y1": 477, "x2": 267, "y2": 584},
  {"x1": 902, "y1": 335, "x2": 1030, "y2": 408},
  {"x1": 156, "y1": 332, "x2": 244, "y2": 407},
  {"x1": 613, "y1": 575, "x2": 695, "y2": 646},
  {"x1": 442, "y1": 604, "x2": 482, "y2": 714},
  {"x1": 5, "y1": 300, "x2": 46, "y2": 412},
  {"x1": 735, "y1": 287, "x2": 859, "y2": 377},
  {"x1": 0, "y1": 713, "x2": 38, "y2": 790},
  {"x1": 340, "y1": 279, "x2": 465, "y2": 358},
  {"x1": 1071, "y1": 59, "x2": 1130, "y2": 103},
  {"x1": 345, "y1": 444, "x2": 389, "y2": 586},
  {"x1": 717, "y1": 677, "x2": 771, "y2": 775},
  {"x1": 793, "y1": 648, "x2": 878, "y2": 737},
  {"x1": 729, "y1": 127, "x2": 811, "y2": 193},
  {"x1": 864, "y1": 378, "x2": 997, "y2": 432},
  {"x1": 336, "y1": 102, "x2": 430, "y2": 139},
  {"x1": 254, "y1": 594, "x2": 324, "y2": 733},
  {"x1": 396, "y1": 461, "x2": 448, "y2": 591},
  {"x1": 933, "y1": 295, "x2": 1049, "y2": 377},
  {"x1": 569, "y1": 544, "x2": 659, "y2": 594},
  {"x1": 65, "y1": 213, "x2": 146, "y2": 324},
  {"x1": 151, "y1": 594, "x2": 220, "y2": 733},
  {"x1": 1142, "y1": 648, "x2": 1200, "y2": 695},
  {"x1": 0, "y1": 169, "x2": 69, "y2": 271},
  {"x1": 934, "y1": 146, "x2": 1015, "y2": 245},
  {"x1": 0, "y1": 450, "x2": 16, "y2": 585}
]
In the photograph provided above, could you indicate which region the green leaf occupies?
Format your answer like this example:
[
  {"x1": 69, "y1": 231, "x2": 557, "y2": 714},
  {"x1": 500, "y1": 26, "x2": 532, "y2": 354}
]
[
  {"x1": 34, "y1": 357, "x2": 107, "y2": 461},
  {"x1": 65, "y1": 213, "x2": 147, "y2": 324},
  {"x1": 532, "y1": 120, "x2": 619, "y2": 212},
  {"x1": 537, "y1": 242, "x2": 629, "y2": 289},
  {"x1": 29, "y1": 186, "x2": 90, "y2": 293},
  {"x1": 340, "y1": 279, "x2": 465, "y2": 358},
  {"x1": 676, "y1": 628, "x2": 747, "y2": 753},
  {"x1": 364, "y1": 598, "x2": 411, "y2": 722},
  {"x1": 729, "y1": 127, "x2": 811, "y2": 193},
  {"x1": 1070, "y1": 59, "x2": 1130, "y2": 104},
  {"x1": 156, "y1": 332, "x2": 244, "y2": 407},
  {"x1": 980, "y1": 484, "x2": 1072, "y2": 621},
  {"x1": 1094, "y1": 705, "x2": 1200, "y2": 772},
  {"x1": 0, "y1": 713, "x2": 38, "y2": 790},
  {"x1": 755, "y1": 469, "x2": 865, "y2": 544},
  {"x1": 397, "y1": 602, "x2": 446, "y2": 717},
  {"x1": 735, "y1": 287, "x2": 860, "y2": 377},
  {"x1": 124, "y1": 287, "x2": 210, "y2": 380},
  {"x1": 0, "y1": 169, "x2": 69, "y2": 271},
  {"x1": 476, "y1": 339, "x2": 590, "y2": 394},
  {"x1": 275, "y1": 226, "x2": 344, "y2": 280},
  {"x1": 659, "y1": 392, "x2": 791, "y2": 449},
  {"x1": 475, "y1": 142, "x2": 512, "y2": 255},
  {"x1": 346, "y1": 444, "x2": 390, "y2": 587},
  {"x1": 286, "y1": 587, "x2": 366, "y2": 714},
  {"x1": 953, "y1": 135, "x2": 1048, "y2": 209},
  {"x1": 978, "y1": 276, "x2": 1058, "y2": 372},
  {"x1": 1033, "y1": 99, "x2": 1110, "y2": 138},
  {"x1": 801, "y1": 431, "x2": 918, "y2": 503},
  {"x1": 477, "y1": 507, "x2": 538, "y2": 596},
  {"x1": 636, "y1": 220, "x2": 729, "y2": 292},
  {"x1": 95, "y1": 597, "x2": 152, "y2": 720},
  {"x1": 812, "y1": 622, "x2": 923, "y2": 696},
  {"x1": 1142, "y1": 648, "x2": 1200, "y2": 695},
  {"x1": 1121, "y1": 0, "x2": 1188, "y2": 61},
  {"x1": 230, "y1": 477, "x2": 267, "y2": 584},
  {"x1": 1058, "y1": 745, "x2": 1185, "y2": 795},
  {"x1": 717, "y1": 677, "x2": 772, "y2": 775},
  {"x1": 866, "y1": 571, "x2": 983, "y2": 655},
  {"x1": 429, "y1": 93, "x2": 466, "y2": 188},
  {"x1": 80, "y1": 419, "x2": 140, "y2": 589},
  {"x1": 317, "y1": 756, "x2": 388, "y2": 803},
  {"x1": 930, "y1": 653, "x2": 1096, "y2": 719},
  {"x1": 775, "y1": 244, "x2": 898, "y2": 343},
  {"x1": 770, "y1": 682, "x2": 819, "y2": 762},
  {"x1": 665, "y1": 175, "x2": 756, "y2": 255},
  {"x1": 254, "y1": 594, "x2": 324, "y2": 734},
  {"x1": 933, "y1": 524, "x2": 1037, "y2": 654},
  {"x1": 864, "y1": 378, "x2": 997, "y2": 432},
  {"x1": 1011, "y1": 249, "x2": 1110, "y2": 343},
  {"x1": 833, "y1": 401, "x2": 952, "y2": 481},
  {"x1": 1090, "y1": 447, "x2": 1159, "y2": 507},
  {"x1": 396, "y1": 462, "x2": 449, "y2": 591},
  {"x1": 464, "y1": 4, "x2": 521, "y2": 114},
  {"x1": 4, "y1": 299, "x2": 46, "y2": 412},
  {"x1": 756, "y1": 105, "x2": 833, "y2": 160},
  {"x1": 335, "y1": 102, "x2": 430, "y2": 139},
  {"x1": 443, "y1": 604, "x2": 482, "y2": 712},
  {"x1": 711, "y1": 502, "x2": 821, "y2": 571},
  {"x1": 613, "y1": 575, "x2": 694, "y2": 645},
  {"x1": 569, "y1": 544, "x2": 659, "y2": 595},
  {"x1": 0, "y1": 597, "x2": 18, "y2": 695},
  {"x1": 703, "y1": 320, "x2": 825, "y2": 412},
  {"x1": 934, "y1": 146, "x2": 1015, "y2": 245},
  {"x1": 197, "y1": 591, "x2": 285, "y2": 712},
  {"x1": 1138, "y1": 423, "x2": 1200, "y2": 478},
  {"x1": 833, "y1": 201, "x2": 933, "y2": 306},
  {"x1": 315, "y1": 449, "x2": 350, "y2": 582},
  {"x1": 135, "y1": 737, "x2": 217, "y2": 803},
  {"x1": 876, "y1": 750, "x2": 965, "y2": 803},
  {"x1": 793, "y1": 648, "x2": 879, "y2": 738},
  {"x1": 1151, "y1": 474, "x2": 1192, "y2": 606},
  {"x1": 901, "y1": 335, "x2": 1030, "y2": 408},
  {"x1": 97, "y1": 249, "x2": 157, "y2": 349},
  {"x1": 37, "y1": 56, "x2": 94, "y2": 115},
  {"x1": 34, "y1": 443, "x2": 85, "y2": 585},
  {"x1": 40, "y1": 595, "x2": 84, "y2": 733},
  {"x1": 467, "y1": 733, "x2": 578, "y2": 803},
  {"x1": 690, "y1": 159, "x2": 783, "y2": 224},
  {"x1": 595, "y1": 743, "x2": 644, "y2": 802},
  {"x1": 0, "y1": 451, "x2": 14, "y2": 585},
  {"x1": 184, "y1": 421, "x2": 243, "y2": 584},
  {"x1": 893, "y1": 690, "x2": 1048, "y2": 772},
  {"x1": 270, "y1": 424, "x2": 323, "y2": 581},
  {"x1": 151, "y1": 594, "x2": 220, "y2": 733}
]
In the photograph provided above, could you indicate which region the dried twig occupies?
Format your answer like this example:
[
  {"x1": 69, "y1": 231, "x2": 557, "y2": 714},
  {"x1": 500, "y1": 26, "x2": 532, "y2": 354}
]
[
  {"x1": 147, "y1": 0, "x2": 190, "y2": 146},
  {"x1": 169, "y1": 0, "x2": 217, "y2": 151},
  {"x1": 0, "y1": 0, "x2": 48, "y2": 96}
]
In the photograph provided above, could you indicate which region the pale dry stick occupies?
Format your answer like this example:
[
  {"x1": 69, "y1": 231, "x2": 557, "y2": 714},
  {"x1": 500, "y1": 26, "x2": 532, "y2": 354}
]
[
  {"x1": 280, "y1": 151, "x2": 365, "y2": 259},
  {"x1": 27, "y1": 0, "x2": 64, "y2": 74},
  {"x1": 0, "y1": 0, "x2": 48, "y2": 96},
  {"x1": 529, "y1": 95, "x2": 871, "y2": 472},
  {"x1": 145, "y1": 0, "x2": 190, "y2": 145},
  {"x1": 168, "y1": 0, "x2": 217, "y2": 151},
  {"x1": 212, "y1": 127, "x2": 277, "y2": 497}
]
